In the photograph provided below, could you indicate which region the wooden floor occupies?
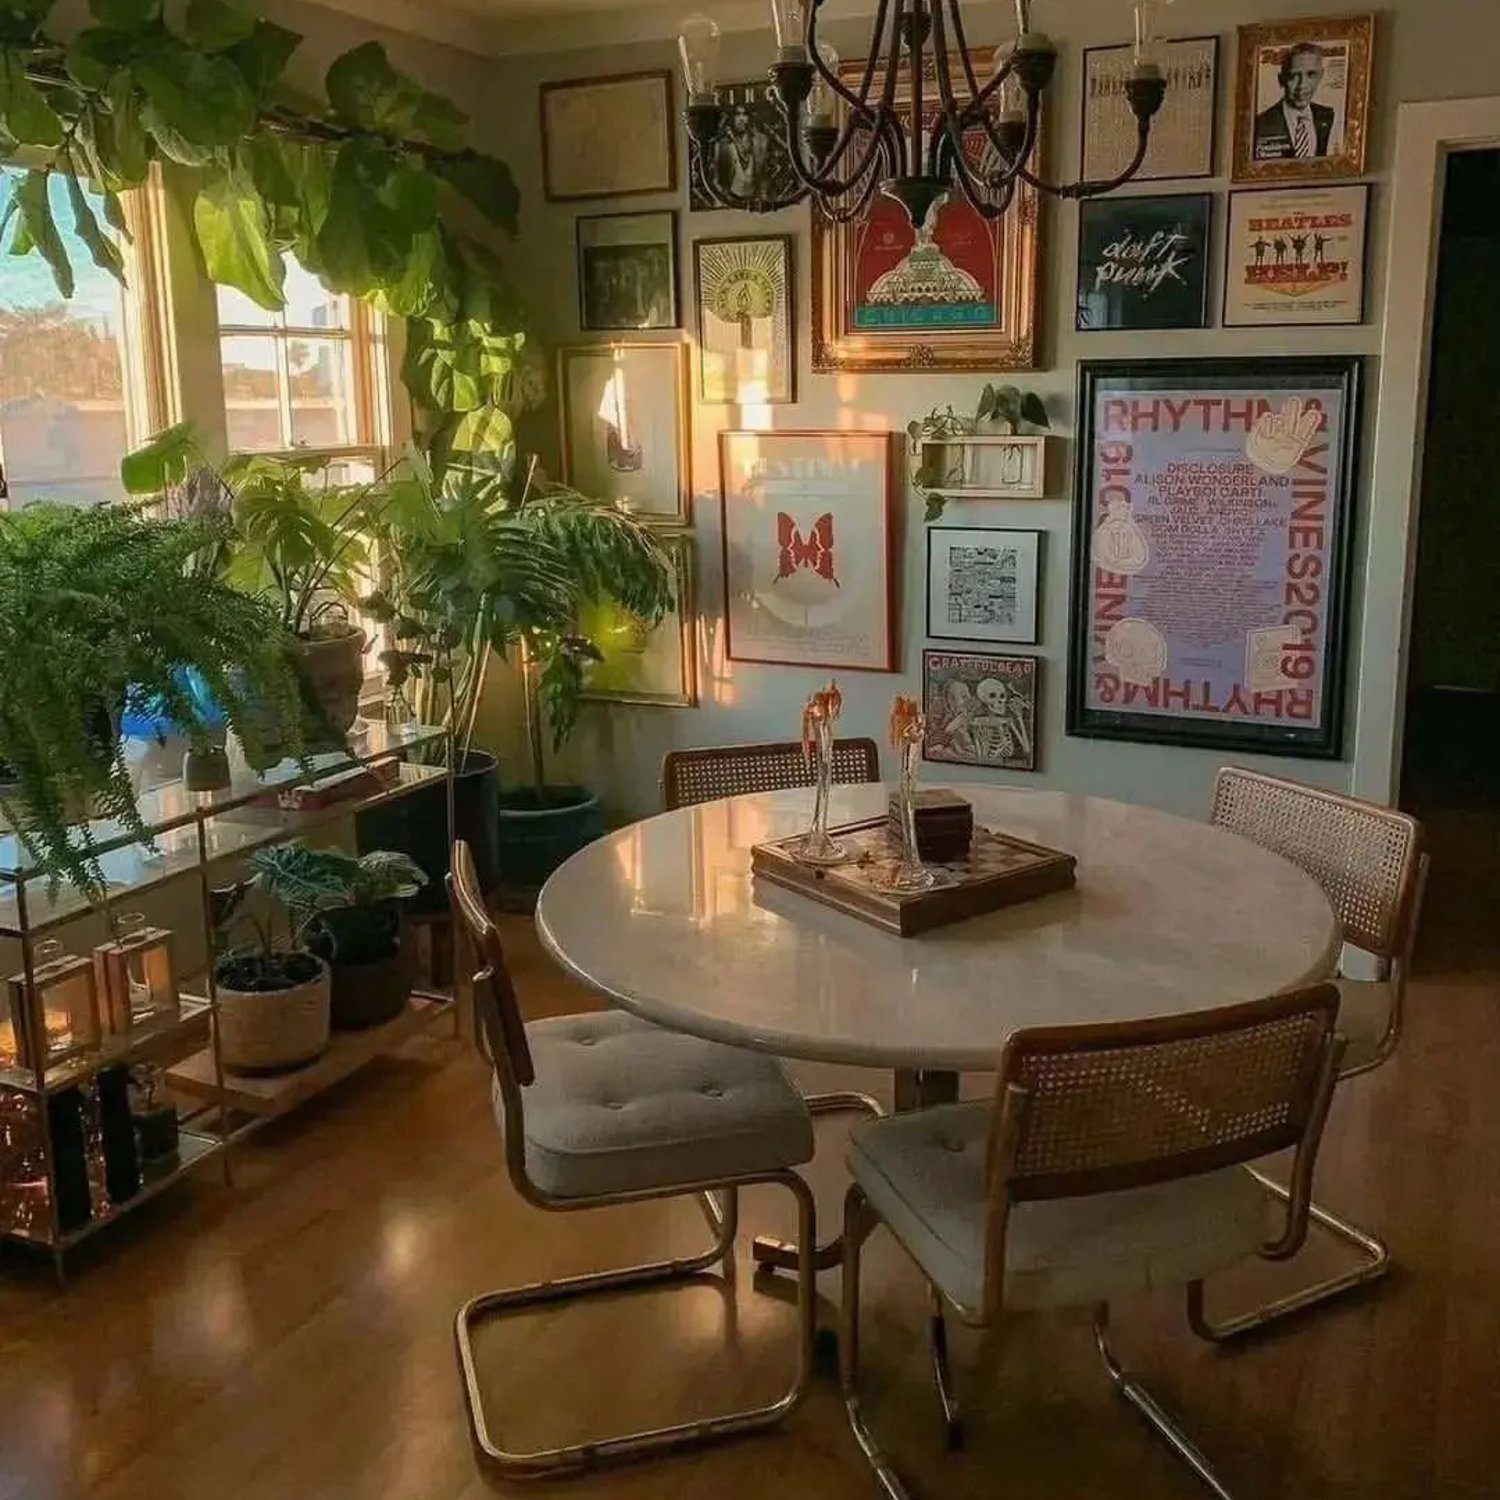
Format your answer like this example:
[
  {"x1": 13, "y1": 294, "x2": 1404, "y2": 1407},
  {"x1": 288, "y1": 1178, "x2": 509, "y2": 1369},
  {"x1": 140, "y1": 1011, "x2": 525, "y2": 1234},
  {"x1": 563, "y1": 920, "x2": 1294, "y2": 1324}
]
[{"x1": 0, "y1": 809, "x2": 1496, "y2": 1500}]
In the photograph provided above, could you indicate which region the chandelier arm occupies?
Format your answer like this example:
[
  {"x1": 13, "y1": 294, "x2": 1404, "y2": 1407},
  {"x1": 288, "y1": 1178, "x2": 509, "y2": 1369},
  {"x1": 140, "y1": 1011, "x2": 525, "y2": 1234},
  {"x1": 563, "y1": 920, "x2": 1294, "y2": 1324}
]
[
  {"x1": 906, "y1": 0, "x2": 925, "y2": 180},
  {"x1": 808, "y1": 0, "x2": 882, "y2": 113},
  {"x1": 1065, "y1": 124, "x2": 1152, "y2": 198},
  {"x1": 937, "y1": 122, "x2": 1013, "y2": 220},
  {"x1": 691, "y1": 147, "x2": 808, "y2": 212},
  {"x1": 816, "y1": 151, "x2": 887, "y2": 224},
  {"x1": 925, "y1": 0, "x2": 964, "y2": 177},
  {"x1": 783, "y1": 99, "x2": 891, "y2": 199},
  {"x1": 944, "y1": 0, "x2": 1017, "y2": 114}
]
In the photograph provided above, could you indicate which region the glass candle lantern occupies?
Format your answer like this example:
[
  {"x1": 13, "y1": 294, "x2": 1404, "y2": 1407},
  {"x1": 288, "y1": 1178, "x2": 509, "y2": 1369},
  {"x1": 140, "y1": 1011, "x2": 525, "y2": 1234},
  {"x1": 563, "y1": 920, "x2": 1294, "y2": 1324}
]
[
  {"x1": 93, "y1": 917, "x2": 180, "y2": 1034},
  {"x1": 4, "y1": 941, "x2": 102, "y2": 1072}
]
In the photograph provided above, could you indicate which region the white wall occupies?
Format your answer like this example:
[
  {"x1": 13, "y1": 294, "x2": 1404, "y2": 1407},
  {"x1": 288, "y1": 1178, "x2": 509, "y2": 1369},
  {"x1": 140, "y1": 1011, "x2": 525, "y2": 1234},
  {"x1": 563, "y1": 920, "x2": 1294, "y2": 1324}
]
[{"x1": 469, "y1": 0, "x2": 1500, "y2": 821}]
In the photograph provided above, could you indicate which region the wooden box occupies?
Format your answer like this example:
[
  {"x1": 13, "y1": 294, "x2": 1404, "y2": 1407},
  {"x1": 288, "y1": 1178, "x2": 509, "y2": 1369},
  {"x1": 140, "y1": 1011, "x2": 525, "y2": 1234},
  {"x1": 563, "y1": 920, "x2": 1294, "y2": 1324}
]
[{"x1": 751, "y1": 817, "x2": 1076, "y2": 937}]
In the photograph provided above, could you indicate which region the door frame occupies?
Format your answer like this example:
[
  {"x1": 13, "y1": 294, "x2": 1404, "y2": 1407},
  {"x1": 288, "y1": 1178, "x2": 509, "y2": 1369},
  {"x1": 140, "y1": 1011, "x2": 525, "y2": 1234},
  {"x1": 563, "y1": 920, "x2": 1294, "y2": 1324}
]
[{"x1": 1352, "y1": 96, "x2": 1500, "y2": 802}]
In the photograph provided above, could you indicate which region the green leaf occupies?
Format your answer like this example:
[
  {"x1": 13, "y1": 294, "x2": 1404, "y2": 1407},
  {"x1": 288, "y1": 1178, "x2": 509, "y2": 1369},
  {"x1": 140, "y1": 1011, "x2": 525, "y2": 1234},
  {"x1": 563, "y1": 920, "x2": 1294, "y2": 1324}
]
[
  {"x1": 102, "y1": 71, "x2": 150, "y2": 183},
  {"x1": 325, "y1": 40, "x2": 467, "y2": 150},
  {"x1": 9, "y1": 171, "x2": 73, "y2": 298},
  {"x1": 184, "y1": 0, "x2": 254, "y2": 51},
  {"x1": 434, "y1": 152, "x2": 519, "y2": 233},
  {"x1": 136, "y1": 39, "x2": 255, "y2": 149},
  {"x1": 89, "y1": 0, "x2": 159, "y2": 27},
  {"x1": 121, "y1": 421, "x2": 203, "y2": 493},
  {"x1": 101, "y1": 188, "x2": 131, "y2": 241},
  {"x1": 316, "y1": 137, "x2": 436, "y2": 298},
  {"x1": 402, "y1": 317, "x2": 483, "y2": 413},
  {"x1": 1020, "y1": 391, "x2": 1049, "y2": 429},
  {"x1": 1, "y1": 51, "x2": 63, "y2": 146},
  {"x1": 66, "y1": 27, "x2": 132, "y2": 90},
  {"x1": 226, "y1": 18, "x2": 300, "y2": 98},
  {"x1": 64, "y1": 173, "x2": 124, "y2": 284},
  {"x1": 193, "y1": 168, "x2": 285, "y2": 310},
  {"x1": 923, "y1": 494, "x2": 947, "y2": 522},
  {"x1": 448, "y1": 404, "x2": 512, "y2": 456}
]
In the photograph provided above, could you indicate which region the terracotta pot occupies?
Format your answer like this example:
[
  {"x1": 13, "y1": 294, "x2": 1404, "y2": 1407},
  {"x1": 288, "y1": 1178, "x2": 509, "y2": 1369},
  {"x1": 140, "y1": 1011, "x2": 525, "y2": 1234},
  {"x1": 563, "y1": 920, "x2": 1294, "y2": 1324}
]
[{"x1": 215, "y1": 956, "x2": 331, "y2": 1075}]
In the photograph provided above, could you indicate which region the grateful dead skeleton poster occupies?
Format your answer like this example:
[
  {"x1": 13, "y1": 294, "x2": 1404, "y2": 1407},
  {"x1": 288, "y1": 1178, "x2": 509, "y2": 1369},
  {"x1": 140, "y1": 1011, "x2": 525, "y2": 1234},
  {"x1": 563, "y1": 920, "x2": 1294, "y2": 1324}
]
[{"x1": 718, "y1": 430, "x2": 897, "y2": 670}]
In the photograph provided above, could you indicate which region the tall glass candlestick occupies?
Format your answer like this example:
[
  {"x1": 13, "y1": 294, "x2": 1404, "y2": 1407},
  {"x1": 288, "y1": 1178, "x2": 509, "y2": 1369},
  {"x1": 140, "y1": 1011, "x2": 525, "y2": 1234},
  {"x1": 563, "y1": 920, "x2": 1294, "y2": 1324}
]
[
  {"x1": 796, "y1": 682, "x2": 850, "y2": 866},
  {"x1": 887, "y1": 696, "x2": 935, "y2": 893}
]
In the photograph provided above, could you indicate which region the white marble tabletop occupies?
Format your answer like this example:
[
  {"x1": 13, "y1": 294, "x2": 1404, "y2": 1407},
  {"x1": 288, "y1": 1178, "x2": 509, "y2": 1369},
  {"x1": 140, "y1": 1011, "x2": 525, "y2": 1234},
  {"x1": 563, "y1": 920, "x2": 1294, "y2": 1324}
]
[{"x1": 535, "y1": 785, "x2": 1341, "y2": 1072}]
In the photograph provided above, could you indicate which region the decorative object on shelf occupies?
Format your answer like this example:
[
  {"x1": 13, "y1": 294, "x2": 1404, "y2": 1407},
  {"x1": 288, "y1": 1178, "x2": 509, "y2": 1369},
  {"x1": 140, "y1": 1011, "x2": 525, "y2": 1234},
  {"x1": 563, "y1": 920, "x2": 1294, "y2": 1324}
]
[
  {"x1": 693, "y1": 235, "x2": 795, "y2": 405},
  {"x1": 795, "y1": 682, "x2": 852, "y2": 867},
  {"x1": 4, "y1": 941, "x2": 101, "y2": 1072},
  {"x1": 719, "y1": 429, "x2": 898, "y2": 671},
  {"x1": 909, "y1": 385, "x2": 1051, "y2": 518},
  {"x1": 1231, "y1": 14, "x2": 1373, "y2": 184},
  {"x1": 1068, "y1": 357, "x2": 1361, "y2": 758},
  {"x1": 688, "y1": 79, "x2": 799, "y2": 210},
  {"x1": 248, "y1": 842, "x2": 427, "y2": 1032},
  {"x1": 1082, "y1": 35, "x2": 1219, "y2": 183},
  {"x1": 678, "y1": 0, "x2": 1168, "y2": 220},
  {"x1": 926, "y1": 527, "x2": 1041, "y2": 645},
  {"x1": 885, "y1": 696, "x2": 935, "y2": 894},
  {"x1": 129, "y1": 1067, "x2": 180, "y2": 1166},
  {"x1": 1223, "y1": 183, "x2": 1369, "y2": 328},
  {"x1": 751, "y1": 817, "x2": 1075, "y2": 936},
  {"x1": 263, "y1": 758, "x2": 400, "y2": 812},
  {"x1": 541, "y1": 70, "x2": 677, "y2": 201},
  {"x1": 558, "y1": 343, "x2": 691, "y2": 525},
  {"x1": 96, "y1": 1065, "x2": 142, "y2": 1207},
  {"x1": 182, "y1": 744, "x2": 232, "y2": 794},
  {"x1": 581, "y1": 535, "x2": 699, "y2": 708},
  {"x1": 1076, "y1": 192, "x2": 1213, "y2": 331},
  {"x1": 45, "y1": 1087, "x2": 93, "y2": 1234},
  {"x1": 0, "y1": 1090, "x2": 49, "y2": 1238},
  {"x1": 808, "y1": 53, "x2": 1040, "y2": 373},
  {"x1": 923, "y1": 650, "x2": 1038, "y2": 771},
  {"x1": 576, "y1": 211, "x2": 680, "y2": 332},
  {"x1": 885, "y1": 788, "x2": 974, "y2": 863},
  {"x1": 93, "y1": 917, "x2": 180, "y2": 1036}
]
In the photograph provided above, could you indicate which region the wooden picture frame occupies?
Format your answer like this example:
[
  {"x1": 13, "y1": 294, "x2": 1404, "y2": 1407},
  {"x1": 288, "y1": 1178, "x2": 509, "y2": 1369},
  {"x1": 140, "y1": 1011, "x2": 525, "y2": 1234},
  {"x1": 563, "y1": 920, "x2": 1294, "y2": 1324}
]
[
  {"x1": 693, "y1": 234, "x2": 796, "y2": 405},
  {"x1": 811, "y1": 51, "x2": 1040, "y2": 373},
  {"x1": 1076, "y1": 193, "x2": 1213, "y2": 332},
  {"x1": 926, "y1": 526, "x2": 1042, "y2": 645},
  {"x1": 1231, "y1": 15, "x2": 1374, "y2": 183},
  {"x1": 1067, "y1": 356, "x2": 1362, "y2": 759},
  {"x1": 576, "y1": 211, "x2": 679, "y2": 332},
  {"x1": 1081, "y1": 36, "x2": 1219, "y2": 183},
  {"x1": 718, "y1": 429, "x2": 899, "y2": 672},
  {"x1": 580, "y1": 533, "x2": 698, "y2": 707},
  {"x1": 687, "y1": 80, "x2": 800, "y2": 210},
  {"x1": 1222, "y1": 183, "x2": 1370, "y2": 328},
  {"x1": 922, "y1": 649, "x2": 1039, "y2": 771},
  {"x1": 557, "y1": 342, "x2": 691, "y2": 525},
  {"x1": 540, "y1": 70, "x2": 677, "y2": 201}
]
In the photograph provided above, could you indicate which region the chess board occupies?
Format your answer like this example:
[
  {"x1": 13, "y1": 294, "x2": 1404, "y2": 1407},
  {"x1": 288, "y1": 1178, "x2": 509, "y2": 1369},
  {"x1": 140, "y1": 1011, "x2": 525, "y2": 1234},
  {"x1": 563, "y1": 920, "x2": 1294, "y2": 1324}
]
[{"x1": 751, "y1": 818, "x2": 1076, "y2": 937}]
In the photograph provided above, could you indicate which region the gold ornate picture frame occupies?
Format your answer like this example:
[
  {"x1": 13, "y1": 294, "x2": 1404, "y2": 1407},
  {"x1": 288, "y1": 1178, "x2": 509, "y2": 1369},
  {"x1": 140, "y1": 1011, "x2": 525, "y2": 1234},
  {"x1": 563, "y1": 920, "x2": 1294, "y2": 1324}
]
[
  {"x1": 811, "y1": 55, "x2": 1041, "y2": 373},
  {"x1": 1231, "y1": 14, "x2": 1374, "y2": 184}
]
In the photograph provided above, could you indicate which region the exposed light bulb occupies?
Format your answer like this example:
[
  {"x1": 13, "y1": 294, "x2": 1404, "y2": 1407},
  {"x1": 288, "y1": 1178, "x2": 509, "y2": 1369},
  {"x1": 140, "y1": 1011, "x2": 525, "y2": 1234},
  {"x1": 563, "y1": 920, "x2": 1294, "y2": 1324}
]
[
  {"x1": 808, "y1": 41, "x2": 840, "y2": 127},
  {"x1": 1133, "y1": 0, "x2": 1171, "y2": 74},
  {"x1": 677, "y1": 13, "x2": 722, "y2": 102},
  {"x1": 770, "y1": 0, "x2": 807, "y2": 59}
]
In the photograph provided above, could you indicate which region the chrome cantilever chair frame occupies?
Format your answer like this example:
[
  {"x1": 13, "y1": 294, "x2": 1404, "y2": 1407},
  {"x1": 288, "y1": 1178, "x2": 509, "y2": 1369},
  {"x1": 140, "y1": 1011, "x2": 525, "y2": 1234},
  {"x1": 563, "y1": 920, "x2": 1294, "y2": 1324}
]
[
  {"x1": 840, "y1": 987, "x2": 1345, "y2": 1500},
  {"x1": 447, "y1": 842, "x2": 818, "y2": 1477},
  {"x1": 1194, "y1": 766, "x2": 1429, "y2": 1341}
]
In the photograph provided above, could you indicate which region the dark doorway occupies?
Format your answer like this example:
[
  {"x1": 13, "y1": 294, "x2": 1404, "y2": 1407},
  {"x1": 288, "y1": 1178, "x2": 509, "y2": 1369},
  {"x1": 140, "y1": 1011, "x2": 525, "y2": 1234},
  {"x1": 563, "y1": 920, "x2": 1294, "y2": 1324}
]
[{"x1": 1400, "y1": 147, "x2": 1500, "y2": 966}]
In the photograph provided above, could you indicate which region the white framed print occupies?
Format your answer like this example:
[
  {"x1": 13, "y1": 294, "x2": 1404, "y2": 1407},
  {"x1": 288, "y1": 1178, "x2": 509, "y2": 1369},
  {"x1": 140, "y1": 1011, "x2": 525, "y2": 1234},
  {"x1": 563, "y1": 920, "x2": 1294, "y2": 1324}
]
[
  {"x1": 718, "y1": 429, "x2": 898, "y2": 672},
  {"x1": 1223, "y1": 183, "x2": 1369, "y2": 327},
  {"x1": 694, "y1": 235, "x2": 795, "y2": 405},
  {"x1": 926, "y1": 526, "x2": 1041, "y2": 646}
]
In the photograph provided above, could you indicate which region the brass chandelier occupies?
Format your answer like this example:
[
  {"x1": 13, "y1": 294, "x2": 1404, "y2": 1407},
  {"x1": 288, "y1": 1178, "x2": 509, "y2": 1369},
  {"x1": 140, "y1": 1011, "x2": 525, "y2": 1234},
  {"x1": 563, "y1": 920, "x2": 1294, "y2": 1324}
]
[{"x1": 680, "y1": 0, "x2": 1170, "y2": 223}]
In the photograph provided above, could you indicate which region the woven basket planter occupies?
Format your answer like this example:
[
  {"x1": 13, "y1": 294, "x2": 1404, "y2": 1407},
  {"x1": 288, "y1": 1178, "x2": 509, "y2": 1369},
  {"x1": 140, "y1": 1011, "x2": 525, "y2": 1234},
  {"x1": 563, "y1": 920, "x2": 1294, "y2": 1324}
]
[{"x1": 216, "y1": 959, "x2": 331, "y2": 1076}]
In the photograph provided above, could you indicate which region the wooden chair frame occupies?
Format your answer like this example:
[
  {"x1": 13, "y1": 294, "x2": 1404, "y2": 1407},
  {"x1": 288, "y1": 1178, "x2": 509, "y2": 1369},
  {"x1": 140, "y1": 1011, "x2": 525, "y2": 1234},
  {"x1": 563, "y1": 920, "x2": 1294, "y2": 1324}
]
[
  {"x1": 660, "y1": 736, "x2": 881, "y2": 811},
  {"x1": 1197, "y1": 767, "x2": 1430, "y2": 1340},
  {"x1": 839, "y1": 988, "x2": 1345, "y2": 1500},
  {"x1": 448, "y1": 841, "x2": 817, "y2": 1476}
]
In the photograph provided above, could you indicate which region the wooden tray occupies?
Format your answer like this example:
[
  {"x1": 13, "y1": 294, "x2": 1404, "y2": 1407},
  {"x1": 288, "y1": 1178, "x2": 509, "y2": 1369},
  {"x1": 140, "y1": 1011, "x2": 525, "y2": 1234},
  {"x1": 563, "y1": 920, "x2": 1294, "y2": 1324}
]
[{"x1": 751, "y1": 818, "x2": 1076, "y2": 937}]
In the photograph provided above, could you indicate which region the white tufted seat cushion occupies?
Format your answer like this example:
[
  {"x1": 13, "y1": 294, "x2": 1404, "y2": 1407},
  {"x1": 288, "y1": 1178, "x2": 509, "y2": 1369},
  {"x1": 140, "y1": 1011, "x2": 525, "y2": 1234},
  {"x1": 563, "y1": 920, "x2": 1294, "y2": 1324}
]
[
  {"x1": 1332, "y1": 975, "x2": 1395, "y2": 1072},
  {"x1": 849, "y1": 1102, "x2": 1273, "y2": 1320},
  {"x1": 497, "y1": 1010, "x2": 814, "y2": 1200}
]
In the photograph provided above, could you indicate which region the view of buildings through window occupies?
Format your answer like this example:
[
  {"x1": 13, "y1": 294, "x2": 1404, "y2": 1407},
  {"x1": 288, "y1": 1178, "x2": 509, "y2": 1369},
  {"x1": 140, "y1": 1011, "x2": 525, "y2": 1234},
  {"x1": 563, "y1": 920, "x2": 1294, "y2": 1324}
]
[{"x1": 0, "y1": 168, "x2": 138, "y2": 509}]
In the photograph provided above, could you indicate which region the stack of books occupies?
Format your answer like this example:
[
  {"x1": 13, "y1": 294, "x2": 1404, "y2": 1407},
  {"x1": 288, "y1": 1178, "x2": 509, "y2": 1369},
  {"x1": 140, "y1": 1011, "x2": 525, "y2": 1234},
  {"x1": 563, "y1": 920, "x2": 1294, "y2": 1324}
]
[{"x1": 886, "y1": 789, "x2": 974, "y2": 864}]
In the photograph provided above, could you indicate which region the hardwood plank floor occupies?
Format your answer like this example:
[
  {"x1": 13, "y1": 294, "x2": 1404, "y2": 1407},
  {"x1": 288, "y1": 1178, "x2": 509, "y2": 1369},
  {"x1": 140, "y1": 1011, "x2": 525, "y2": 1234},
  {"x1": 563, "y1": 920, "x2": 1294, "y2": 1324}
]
[{"x1": 0, "y1": 824, "x2": 1494, "y2": 1500}]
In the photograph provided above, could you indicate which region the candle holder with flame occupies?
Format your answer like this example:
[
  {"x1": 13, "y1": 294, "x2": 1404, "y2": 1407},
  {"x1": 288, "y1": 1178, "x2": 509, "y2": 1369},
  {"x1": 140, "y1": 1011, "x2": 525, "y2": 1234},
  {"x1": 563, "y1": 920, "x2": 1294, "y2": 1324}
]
[
  {"x1": 885, "y1": 696, "x2": 936, "y2": 894},
  {"x1": 94, "y1": 913, "x2": 180, "y2": 1036},
  {"x1": 795, "y1": 681, "x2": 851, "y2": 867},
  {"x1": 3, "y1": 940, "x2": 101, "y2": 1073}
]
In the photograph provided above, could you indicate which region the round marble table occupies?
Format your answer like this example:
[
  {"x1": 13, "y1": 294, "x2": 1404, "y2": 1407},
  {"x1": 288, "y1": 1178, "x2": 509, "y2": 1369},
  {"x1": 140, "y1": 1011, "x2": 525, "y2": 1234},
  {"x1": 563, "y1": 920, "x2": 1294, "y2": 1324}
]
[{"x1": 536, "y1": 783, "x2": 1341, "y2": 1076}]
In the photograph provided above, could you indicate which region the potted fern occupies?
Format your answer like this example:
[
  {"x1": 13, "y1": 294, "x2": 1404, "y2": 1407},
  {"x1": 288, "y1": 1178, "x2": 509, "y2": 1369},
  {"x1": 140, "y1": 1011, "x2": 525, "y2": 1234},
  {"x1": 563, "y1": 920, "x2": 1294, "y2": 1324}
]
[
  {"x1": 247, "y1": 842, "x2": 427, "y2": 1030},
  {"x1": 0, "y1": 500, "x2": 299, "y2": 895}
]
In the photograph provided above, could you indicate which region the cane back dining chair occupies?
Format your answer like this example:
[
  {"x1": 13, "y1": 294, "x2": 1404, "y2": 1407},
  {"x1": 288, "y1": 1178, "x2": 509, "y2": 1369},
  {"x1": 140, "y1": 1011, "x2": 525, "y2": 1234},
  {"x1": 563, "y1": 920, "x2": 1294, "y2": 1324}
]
[
  {"x1": 447, "y1": 840, "x2": 819, "y2": 1475},
  {"x1": 1197, "y1": 766, "x2": 1429, "y2": 1340},
  {"x1": 660, "y1": 736, "x2": 881, "y2": 811},
  {"x1": 840, "y1": 986, "x2": 1345, "y2": 1500}
]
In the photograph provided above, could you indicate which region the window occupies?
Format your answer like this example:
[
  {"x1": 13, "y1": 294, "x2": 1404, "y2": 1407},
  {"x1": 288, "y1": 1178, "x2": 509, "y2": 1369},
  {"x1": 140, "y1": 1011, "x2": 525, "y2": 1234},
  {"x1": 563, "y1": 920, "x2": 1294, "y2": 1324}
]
[
  {"x1": 0, "y1": 168, "x2": 155, "y2": 509},
  {"x1": 216, "y1": 257, "x2": 389, "y2": 475}
]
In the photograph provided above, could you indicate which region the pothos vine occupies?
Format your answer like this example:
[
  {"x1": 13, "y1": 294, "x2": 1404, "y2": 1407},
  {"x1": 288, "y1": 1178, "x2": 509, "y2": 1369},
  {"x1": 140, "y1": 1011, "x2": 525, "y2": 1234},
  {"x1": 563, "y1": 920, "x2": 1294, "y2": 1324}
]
[{"x1": 0, "y1": 0, "x2": 528, "y2": 464}]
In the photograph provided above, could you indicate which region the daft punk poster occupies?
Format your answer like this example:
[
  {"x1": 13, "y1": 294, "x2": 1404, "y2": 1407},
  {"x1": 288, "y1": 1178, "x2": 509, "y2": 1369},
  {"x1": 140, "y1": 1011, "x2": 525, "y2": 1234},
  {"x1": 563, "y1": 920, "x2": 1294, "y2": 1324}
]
[{"x1": 718, "y1": 431, "x2": 897, "y2": 670}]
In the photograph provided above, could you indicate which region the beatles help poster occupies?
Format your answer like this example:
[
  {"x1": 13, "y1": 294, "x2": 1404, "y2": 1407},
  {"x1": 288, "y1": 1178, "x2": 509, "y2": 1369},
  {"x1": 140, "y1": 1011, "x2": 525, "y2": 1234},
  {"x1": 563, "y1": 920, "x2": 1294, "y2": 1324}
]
[{"x1": 1069, "y1": 359, "x2": 1361, "y2": 758}]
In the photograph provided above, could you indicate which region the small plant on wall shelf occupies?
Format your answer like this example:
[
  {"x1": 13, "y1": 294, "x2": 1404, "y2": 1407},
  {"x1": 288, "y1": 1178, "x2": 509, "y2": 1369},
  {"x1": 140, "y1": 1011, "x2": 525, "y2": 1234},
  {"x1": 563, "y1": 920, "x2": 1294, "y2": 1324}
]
[{"x1": 909, "y1": 384, "x2": 1050, "y2": 521}]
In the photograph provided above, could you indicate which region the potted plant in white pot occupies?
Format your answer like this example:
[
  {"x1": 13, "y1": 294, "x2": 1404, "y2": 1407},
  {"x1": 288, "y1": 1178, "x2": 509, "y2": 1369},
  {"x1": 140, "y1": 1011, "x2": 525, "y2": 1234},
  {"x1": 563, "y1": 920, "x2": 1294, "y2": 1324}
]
[{"x1": 246, "y1": 842, "x2": 427, "y2": 1030}]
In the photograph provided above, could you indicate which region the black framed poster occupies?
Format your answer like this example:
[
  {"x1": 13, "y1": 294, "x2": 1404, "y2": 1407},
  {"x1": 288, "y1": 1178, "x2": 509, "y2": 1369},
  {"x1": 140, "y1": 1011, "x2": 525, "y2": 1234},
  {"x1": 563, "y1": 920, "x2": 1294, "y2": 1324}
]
[
  {"x1": 1067, "y1": 357, "x2": 1362, "y2": 759},
  {"x1": 1076, "y1": 193, "x2": 1212, "y2": 331}
]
